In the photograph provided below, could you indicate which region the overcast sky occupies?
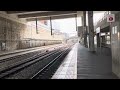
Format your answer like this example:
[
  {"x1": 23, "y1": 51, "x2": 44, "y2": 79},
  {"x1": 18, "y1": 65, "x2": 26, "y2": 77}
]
[{"x1": 53, "y1": 18, "x2": 77, "y2": 37}]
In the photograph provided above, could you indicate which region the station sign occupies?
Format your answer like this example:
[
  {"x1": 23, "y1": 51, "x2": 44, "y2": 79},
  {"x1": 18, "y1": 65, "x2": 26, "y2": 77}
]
[{"x1": 107, "y1": 14, "x2": 115, "y2": 22}]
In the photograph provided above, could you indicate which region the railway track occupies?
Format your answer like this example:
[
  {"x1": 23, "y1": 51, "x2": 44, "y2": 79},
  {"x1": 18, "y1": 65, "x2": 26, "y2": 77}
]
[
  {"x1": 31, "y1": 48, "x2": 71, "y2": 79},
  {"x1": 0, "y1": 44, "x2": 67, "y2": 71},
  {"x1": 0, "y1": 45, "x2": 72, "y2": 79},
  {"x1": 0, "y1": 48, "x2": 52, "y2": 71},
  {"x1": 0, "y1": 44, "x2": 63, "y2": 64}
]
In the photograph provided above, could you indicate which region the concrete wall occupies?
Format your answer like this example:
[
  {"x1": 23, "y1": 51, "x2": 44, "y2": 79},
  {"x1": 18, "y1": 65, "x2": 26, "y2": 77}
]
[
  {"x1": 0, "y1": 12, "x2": 63, "y2": 51},
  {"x1": 96, "y1": 11, "x2": 120, "y2": 78},
  {"x1": 0, "y1": 16, "x2": 25, "y2": 51},
  {"x1": 111, "y1": 11, "x2": 120, "y2": 78}
]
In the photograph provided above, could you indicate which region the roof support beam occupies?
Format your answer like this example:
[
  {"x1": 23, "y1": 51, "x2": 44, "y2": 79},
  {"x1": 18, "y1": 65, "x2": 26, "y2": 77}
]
[
  {"x1": 6, "y1": 11, "x2": 31, "y2": 14},
  {"x1": 18, "y1": 11, "x2": 77, "y2": 18},
  {"x1": 26, "y1": 14, "x2": 77, "y2": 21},
  {"x1": 6, "y1": 11, "x2": 50, "y2": 14}
]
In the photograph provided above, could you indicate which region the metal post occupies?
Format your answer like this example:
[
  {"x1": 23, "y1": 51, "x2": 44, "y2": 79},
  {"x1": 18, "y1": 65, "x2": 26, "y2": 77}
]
[
  {"x1": 31, "y1": 23, "x2": 32, "y2": 47},
  {"x1": 110, "y1": 22, "x2": 112, "y2": 55},
  {"x1": 36, "y1": 18, "x2": 38, "y2": 34},
  {"x1": 31, "y1": 23, "x2": 32, "y2": 39},
  {"x1": 75, "y1": 14, "x2": 78, "y2": 31},
  {"x1": 100, "y1": 32, "x2": 101, "y2": 55},
  {"x1": 50, "y1": 17, "x2": 53, "y2": 36}
]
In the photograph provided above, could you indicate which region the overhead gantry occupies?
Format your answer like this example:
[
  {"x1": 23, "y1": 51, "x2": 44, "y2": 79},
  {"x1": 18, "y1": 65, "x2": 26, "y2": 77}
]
[{"x1": 6, "y1": 11, "x2": 78, "y2": 21}]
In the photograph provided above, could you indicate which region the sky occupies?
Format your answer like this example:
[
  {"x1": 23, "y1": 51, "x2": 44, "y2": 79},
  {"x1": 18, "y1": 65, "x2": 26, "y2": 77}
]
[
  {"x1": 53, "y1": 18, "x2": 77, "y2": 37},
  {"x1": 52, "y1": 12, "x2": 105, "y2": 37}
]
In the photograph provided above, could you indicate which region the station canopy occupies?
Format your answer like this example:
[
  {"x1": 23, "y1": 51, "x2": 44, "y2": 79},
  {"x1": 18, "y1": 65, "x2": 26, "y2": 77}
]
[{"x1": 6, "y1": 11, "x2": 105, "y2": 21}]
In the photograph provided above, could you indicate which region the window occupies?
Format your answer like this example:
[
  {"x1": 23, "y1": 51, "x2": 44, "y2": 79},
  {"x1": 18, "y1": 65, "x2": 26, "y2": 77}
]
[
  {"x1": 115, "y1": 26, "x2": 117, "y2": 34},
  {"x1": 112, "y1": 26, "x2": 118, "y2": 34},
  {"x1": 112, "y1": 27, "x2": 115, "y2": 34}
]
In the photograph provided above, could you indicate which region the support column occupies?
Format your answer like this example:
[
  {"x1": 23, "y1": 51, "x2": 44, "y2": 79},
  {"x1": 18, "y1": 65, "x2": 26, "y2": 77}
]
[
  {"x1": 82, "y1": 11, "x2": 88, "y2": 47},
  {"x1": 77, "y1": 11, "x2": 82, "y2": 44},
  {"x1": 36, "y1": 18, "x2": 38, "y2": 34},
  {"x1": 88, "y1": 11, "x2": 95, "y2": 52},
  {"x1": 50, "y1": 17, "x2": 53, "y2": 36}
]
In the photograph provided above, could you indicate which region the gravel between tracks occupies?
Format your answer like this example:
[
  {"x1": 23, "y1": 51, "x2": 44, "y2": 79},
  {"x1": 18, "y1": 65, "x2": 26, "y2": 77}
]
[{"x1": 5, "y1": 51, "x2": 62, "y2": 79}]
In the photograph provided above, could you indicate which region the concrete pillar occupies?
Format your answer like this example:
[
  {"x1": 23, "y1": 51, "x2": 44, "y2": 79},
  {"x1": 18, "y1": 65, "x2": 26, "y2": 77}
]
[
  {"x1": 81, "y1": 16, "x2": 84, "y2": 26},
  {"x1": 83, "y1": 11, "x2": 86, "y2": 26},
  {"x1": 77, "y1": 11, "x2": 83, "y2": 44},
  {"x1": 81, "y1": 11, "x2": 88, "y2": 47},
  {"x1": 88, "y1": 11, "x2": 95, "y2": 52}
]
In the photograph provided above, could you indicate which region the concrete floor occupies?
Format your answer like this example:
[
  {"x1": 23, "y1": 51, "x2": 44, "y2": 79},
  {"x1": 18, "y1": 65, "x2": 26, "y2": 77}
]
[{"x1": 77, "y1": 43, "x2": 118, "y2": 79}]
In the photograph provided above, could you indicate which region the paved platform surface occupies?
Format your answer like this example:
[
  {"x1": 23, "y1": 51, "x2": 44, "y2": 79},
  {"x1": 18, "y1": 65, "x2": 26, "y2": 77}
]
[
  {"x1": 77, "y1": 43, "x2": 118, "y2": 79},
  {"x1": 52, "y1": 44, "x2": 77, "y2": 79},
  {"x1": 52, "y1": 43, "x2": 118, "y2": 79}
]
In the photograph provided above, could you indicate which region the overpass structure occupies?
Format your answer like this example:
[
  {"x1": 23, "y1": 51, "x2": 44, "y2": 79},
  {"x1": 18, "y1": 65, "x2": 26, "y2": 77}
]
[{"x1": 5, "y1": 11, "x2": 105, "y2": 52}]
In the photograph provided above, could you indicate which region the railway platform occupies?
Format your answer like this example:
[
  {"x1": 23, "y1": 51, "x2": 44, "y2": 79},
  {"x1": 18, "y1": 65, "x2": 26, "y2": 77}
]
[
  {"x1": 52, "y1": 43, "x2": 118, "y2": 79},
  {"x1": 52, "y1": 43, "x2": 77, "y2": 79}
]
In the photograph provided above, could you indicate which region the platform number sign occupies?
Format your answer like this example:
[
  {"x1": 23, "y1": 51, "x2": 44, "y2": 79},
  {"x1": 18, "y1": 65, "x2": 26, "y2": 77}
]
[{"x1": 107, "y1": 14, "x2": 115, "y2": 22}]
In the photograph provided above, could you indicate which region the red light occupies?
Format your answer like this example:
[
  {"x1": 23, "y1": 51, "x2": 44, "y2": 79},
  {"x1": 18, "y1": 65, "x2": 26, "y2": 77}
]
[{"x1": 109, "y1": 17, "x2": 113, "y2": 21}]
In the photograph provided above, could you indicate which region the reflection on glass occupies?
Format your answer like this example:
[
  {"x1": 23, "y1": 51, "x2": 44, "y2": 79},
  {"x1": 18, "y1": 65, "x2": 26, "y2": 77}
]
[
  {"x1": 112, "y1": 27, "x2": 115, "y2": 34},
  {"x1": 115, "y1": 26, "x2": 117, "y2": 34}
]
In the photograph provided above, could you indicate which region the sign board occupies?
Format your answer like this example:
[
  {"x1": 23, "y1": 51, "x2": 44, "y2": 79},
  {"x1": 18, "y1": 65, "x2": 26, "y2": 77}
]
[{"x1": 107, "y1": 14, "x2": 115, "y2": 22}]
